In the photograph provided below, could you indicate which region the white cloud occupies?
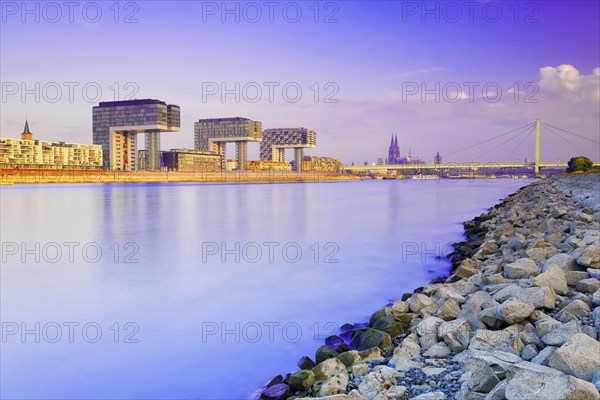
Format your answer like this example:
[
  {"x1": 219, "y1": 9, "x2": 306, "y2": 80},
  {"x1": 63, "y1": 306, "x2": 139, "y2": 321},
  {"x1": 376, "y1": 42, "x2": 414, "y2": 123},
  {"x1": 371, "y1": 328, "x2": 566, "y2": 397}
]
[{"x1": 539, "y1": 64, "x2": 600, "y2": 103}]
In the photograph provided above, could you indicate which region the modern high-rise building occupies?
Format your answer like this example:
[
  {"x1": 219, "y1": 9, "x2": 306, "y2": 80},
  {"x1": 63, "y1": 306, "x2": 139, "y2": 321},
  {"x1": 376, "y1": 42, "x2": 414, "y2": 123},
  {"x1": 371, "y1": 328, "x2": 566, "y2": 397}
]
[
  {"x1": 92, "y1": 99, "x2": 180, "y2": 171},
  {"x1": 194, "y1": 117, "x2": 262, "y2": 171},
  {"x1": 260, "y1": 128, "x2": 316, "y2": 172}
]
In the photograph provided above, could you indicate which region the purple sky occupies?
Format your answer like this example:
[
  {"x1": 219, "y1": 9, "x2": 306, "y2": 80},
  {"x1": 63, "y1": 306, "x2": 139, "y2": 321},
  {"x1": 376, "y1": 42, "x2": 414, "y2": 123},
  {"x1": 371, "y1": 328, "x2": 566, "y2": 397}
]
[{"x1": 1, "y1": 1, "x2": 599, "y2": 164}]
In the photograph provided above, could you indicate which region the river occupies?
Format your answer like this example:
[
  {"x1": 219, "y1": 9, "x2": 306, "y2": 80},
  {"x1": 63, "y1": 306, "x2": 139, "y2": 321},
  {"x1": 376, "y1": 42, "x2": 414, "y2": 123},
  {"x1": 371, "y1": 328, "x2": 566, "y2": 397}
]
[{"x1": 0, "y1": 179, "x2": 531, "y2": 399}]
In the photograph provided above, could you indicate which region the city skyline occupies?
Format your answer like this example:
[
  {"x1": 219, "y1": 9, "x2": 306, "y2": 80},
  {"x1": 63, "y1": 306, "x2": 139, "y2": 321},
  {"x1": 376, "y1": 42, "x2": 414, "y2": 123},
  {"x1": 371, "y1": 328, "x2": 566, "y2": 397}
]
[{"x1": 1, "y1": 1, "x2": 599, "y2": 164}]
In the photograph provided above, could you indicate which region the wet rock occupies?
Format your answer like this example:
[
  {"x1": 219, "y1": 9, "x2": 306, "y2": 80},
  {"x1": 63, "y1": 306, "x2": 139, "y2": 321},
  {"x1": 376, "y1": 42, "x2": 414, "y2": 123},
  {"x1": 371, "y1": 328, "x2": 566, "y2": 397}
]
[
  {"x1": 391, "y1": 300, "x2": 409, "y2": 314},
  {"x1": 316, "y1": 345, "x2": 339, "y2": 364},
  {"x1": 297, "y1": 356, "x2": 316, "y2": 370},
  {"x1": 260, "y1": 384, "x2": 291, "y2": 400},
  {"x1": 288, "y1": 370, "x2": 315, "y2": 392},
  {"x1": 355, "y1": 328, "x2": 391, "y2": 351},
  {"x1": 338, "y1": 350, "x2": 361, "y2": 367}
]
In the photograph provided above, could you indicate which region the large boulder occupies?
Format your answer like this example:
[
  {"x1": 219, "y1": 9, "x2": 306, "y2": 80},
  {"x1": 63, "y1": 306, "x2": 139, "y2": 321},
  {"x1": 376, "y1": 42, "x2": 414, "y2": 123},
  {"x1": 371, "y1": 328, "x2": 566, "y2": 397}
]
[
  {"x1": 578, "y1": 243, "x2": 600, "y2": 268},
  {"x1": 312, "y1": 358, "x2": 347, "y2": 381},
  {"x1": 389, "y1": 338, "x2": 423, "y2": 371},
  {"x1": 549, "y1": 333, "x2": 600, "y2": 381},
  {"x1": 505, "y1": 364, "x2": 600, "y2": 400},
  {"x1": 576, "y1": 278, "x2": 600, "y2": 293},
  {"x1": 261, "y1": 384, "x2": 292, "y2": 400},
  {"x1": 504, "y1": 258, "x2": 540, "y2": 279},
  {"x1": 288, "y1": 370, "x2": 315, "y2": 392},
  {"x1": 533, "y1": 264, "x2": 568, "y2": 295},
  {"x1": 492, "y1": 285, "x2": 556, "y2": 309},
  {"x1": 543, "y1": 253, "x2": 581, "y2": 272},
  {"x1": 438, "y1": 319, "x2": 471, "y2": 353},
  {"x1": 493, "y1": 299, "x2": 535, "y2": 324},
  {"x1": 416, "y1": 316, "x2": 444, "y2": 350},
  {"x1": 541, "y1": 320, "x2": 583, "y2": 346}
]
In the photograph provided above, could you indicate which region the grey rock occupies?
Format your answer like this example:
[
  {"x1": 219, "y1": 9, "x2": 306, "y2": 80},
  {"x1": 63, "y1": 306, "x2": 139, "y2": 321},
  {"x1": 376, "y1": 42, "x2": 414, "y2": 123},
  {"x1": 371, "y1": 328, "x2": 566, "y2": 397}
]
[
  {"x1": 484, "y1": 380, "x2": 507, "y2": 400},
  {"x1": 566, "y1": 270, "x2": 590, "y2": 286},
  {"x1": 416, "y1": 316, "x2": 444, "y2": 350},
  {"x1": 438, "y1": 319, "x2": 471, "y2": 353},
  {"x1": 549, "y1": 333, "x2": 600, "y2": 381},
  {"x1": 504, "y1": 258, "x2": 540, "y2": 279},
  {"x1": 543, "y1": 253, "x2": 581, "y2": 272},
  {"x1": 531, "y1": 345, "x2": 557, "y2": 366},
  {"x1": 588, "y1": 268, "x2": 600, "y2": 280},
  {"x1": 423, "y1": 342, "x2": 452, "y2": 357},
  {"x1": 576, "y1": 278, "x2": 600, "y2": 293},
  {"x1": 541, "y1": 320, "x2": 583, "y2": 346},
  {"x1": 554, "y1": 298, "x2": 591, "y2": 322},
  {"x1": 505, "y1": 364, "x2": 600, "y2": 400}
]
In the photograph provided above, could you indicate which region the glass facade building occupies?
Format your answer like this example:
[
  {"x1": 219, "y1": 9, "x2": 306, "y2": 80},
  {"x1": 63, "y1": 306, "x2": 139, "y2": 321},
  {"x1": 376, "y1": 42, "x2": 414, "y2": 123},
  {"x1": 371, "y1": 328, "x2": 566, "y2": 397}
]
[{"x1": 92, "y1": 99, "x2": 180, "y2": 171}]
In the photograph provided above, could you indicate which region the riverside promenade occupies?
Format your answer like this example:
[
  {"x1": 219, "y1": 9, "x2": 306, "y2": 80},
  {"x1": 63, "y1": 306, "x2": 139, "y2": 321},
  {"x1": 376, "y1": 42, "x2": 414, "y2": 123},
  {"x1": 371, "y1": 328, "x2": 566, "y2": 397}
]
[
  {"x1": 258, "y1": 174, "x2": 600, "y2": 400},
  {"x1": 0, "y1": 169, "x2": 359, "y2": 185}
]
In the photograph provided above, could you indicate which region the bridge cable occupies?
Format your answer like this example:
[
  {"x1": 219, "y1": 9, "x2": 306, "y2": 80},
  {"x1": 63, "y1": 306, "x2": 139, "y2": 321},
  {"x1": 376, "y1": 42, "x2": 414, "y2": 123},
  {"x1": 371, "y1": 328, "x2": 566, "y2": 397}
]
[
  {"x1": 542, "y1": 124, "x2": 591, "y2": 156},
  {"x1": 503, "y1": 124, "x2": 537, "y2": 162},
  {"x1": 540, "y1": 122, "x2": 600, "y2": 144},
  {"x1": 444, "y1": 121, "x2": 536, "y2": 158},
  {"x1": 471, "y1": 123, "x2": 536, "y2": 162}
]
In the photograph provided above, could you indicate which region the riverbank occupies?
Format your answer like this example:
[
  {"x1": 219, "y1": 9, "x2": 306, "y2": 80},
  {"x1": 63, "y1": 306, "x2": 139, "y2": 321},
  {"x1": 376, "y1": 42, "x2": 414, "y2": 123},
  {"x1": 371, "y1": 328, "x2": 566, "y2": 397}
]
[
  {"x1": 257, "y1": 174, "x2": 600, "y2": 400},
  {"x1": 0, "y1": 169, "x2": 360, "y2": 185}
]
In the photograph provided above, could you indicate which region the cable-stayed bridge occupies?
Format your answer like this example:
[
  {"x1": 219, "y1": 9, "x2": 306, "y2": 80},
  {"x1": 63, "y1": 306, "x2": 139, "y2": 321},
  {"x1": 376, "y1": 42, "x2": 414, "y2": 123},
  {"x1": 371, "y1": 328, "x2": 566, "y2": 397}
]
[{"x1": 344, "y1": 120, "x2": 600, "y2": 174}]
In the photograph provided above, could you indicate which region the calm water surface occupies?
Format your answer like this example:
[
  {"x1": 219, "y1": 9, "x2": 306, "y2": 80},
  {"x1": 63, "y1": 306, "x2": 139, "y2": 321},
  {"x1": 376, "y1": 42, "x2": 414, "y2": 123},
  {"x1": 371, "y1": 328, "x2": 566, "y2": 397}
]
[{"x1": 0, "y1": 179, "x2": 531, "y2": 399}]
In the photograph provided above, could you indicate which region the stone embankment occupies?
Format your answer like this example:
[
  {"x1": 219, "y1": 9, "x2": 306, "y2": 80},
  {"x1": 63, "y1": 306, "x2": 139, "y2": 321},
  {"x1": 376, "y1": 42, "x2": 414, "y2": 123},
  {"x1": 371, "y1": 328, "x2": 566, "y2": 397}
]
[{"x1": 258, "y1": 174, "x2": 600, "y2": 400}]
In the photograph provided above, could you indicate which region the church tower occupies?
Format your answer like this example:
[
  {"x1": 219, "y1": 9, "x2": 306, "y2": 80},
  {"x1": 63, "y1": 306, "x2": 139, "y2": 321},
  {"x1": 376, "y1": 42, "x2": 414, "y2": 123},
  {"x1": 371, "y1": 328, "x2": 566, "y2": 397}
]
[{"x1": 21, "y1": 119, "x2": 33, "y2": 141}]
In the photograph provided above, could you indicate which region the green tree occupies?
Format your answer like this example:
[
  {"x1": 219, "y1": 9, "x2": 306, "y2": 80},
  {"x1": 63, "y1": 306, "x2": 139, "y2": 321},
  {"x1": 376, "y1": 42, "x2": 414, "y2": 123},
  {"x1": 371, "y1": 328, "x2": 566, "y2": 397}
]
[{"x1": 566, "y1": 156, "x2": 594, "y2": 173}]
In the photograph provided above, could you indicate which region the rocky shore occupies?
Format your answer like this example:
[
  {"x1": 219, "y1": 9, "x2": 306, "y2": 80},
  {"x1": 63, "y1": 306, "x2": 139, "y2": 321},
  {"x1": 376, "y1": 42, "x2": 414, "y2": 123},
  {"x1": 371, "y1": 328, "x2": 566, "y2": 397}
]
[{"x1": 257, "y1": 174, "x2": 600, "y2": 400}]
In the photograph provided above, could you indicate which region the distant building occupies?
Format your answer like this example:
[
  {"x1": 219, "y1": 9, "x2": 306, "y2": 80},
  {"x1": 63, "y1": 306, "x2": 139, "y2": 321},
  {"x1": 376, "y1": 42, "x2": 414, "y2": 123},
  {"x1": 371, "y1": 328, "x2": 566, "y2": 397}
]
[
  {"x1": 434, "y1": 151, "x2": 442, "y2": 165},
  {"x1": 387, "y1": 135, "x2": 401, "y2": 164},
  {"x1": 163, "y1": 149, "x2": 222, "y2": 172},
  {"x1": 260, "y1": 128, "x2": 316, "y2": 172},
  {"x1": 194, "y1": 117, "x2": 262, "y2": 171},
  {"x1": 92, "y1": 99, "x2": 180, "y2": 171},
  {"x1": 1, "y1": 120, "x2": 102, "y2": 168},
  {"x1": 247, "y1": 160, "x2": 292, "y2": 172},
  {"x1": 138, "y1": 149, "x2": 222, "y2": 172},
  {"x1": 302, "y1": 156, "x2": 343, "y2": 173},
  {"x1": 385, "y1": 134, "x2": 424, "y2": 165},
  {"x1": 21, "y1": 119, "x2": 33, "y2": 141}
]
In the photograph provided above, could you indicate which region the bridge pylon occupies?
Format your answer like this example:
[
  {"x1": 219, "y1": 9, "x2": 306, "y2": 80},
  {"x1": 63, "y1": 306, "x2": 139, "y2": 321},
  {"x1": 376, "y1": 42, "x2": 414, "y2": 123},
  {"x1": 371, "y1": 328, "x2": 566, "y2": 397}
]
[{"x1": 535, "y1": 119, "x2": 541, "y2": 175}]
